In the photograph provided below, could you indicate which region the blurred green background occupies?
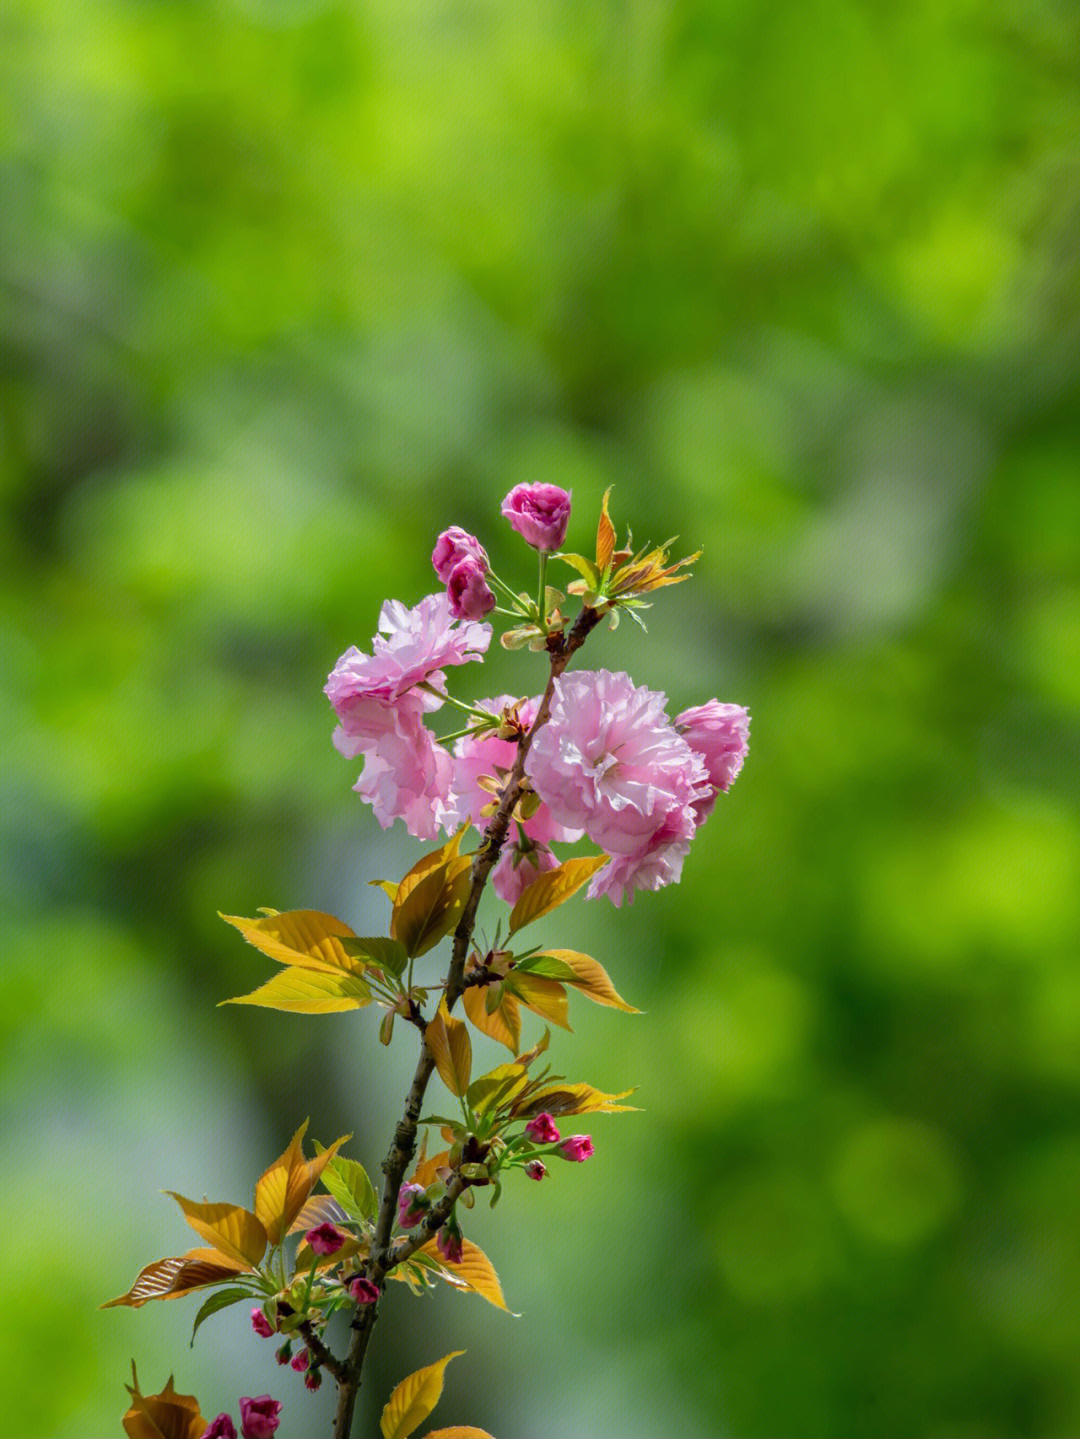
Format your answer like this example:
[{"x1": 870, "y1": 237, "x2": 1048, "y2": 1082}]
[{"x1": 3, "y1": 0, "x2": 1080, "y2": 1435}]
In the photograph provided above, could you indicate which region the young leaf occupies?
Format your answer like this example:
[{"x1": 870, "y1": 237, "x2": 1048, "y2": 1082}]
[
  {"x1": 596, "y1": 485, "x2": 616, "y2": 571},
  {"x1": 123, "y1": 1363, "x2": 207, "y2": 1439},
  {"x1": 341, "y1": 936, "x2": 409, "y2": 976},
  {"x1": 370, "y1": 879, "x2": 399, "y2": 902},
  {"x1": 219, "y1": 910, "x2": 366, "y2": 976},
  {"x1": 511, "y1": 1081, "x2": 639, "y2": 1119},
  {"x1": 515, "y1": 1028, "x2": 551, "y2": 1069},
  {"x1": 189, "y1": 1286, "x2": 251, "y2": 1347},
  {"x1": 253, "y1": 1124, "x2": 349, "y2": 1245},
  {"x1": 315, "y1": 1150, "x2": 377, "y2": 1222},
  {"x1": 462, "y1": 983, "x2": 521, "y2": 1053},
  {"x1": 393, "y1": 857, "x2": 472, "y2": 958},
  {"x1": 294, "y1": 1233, "x2": 364, "y2": 1270},
  {"x1": 413, "y1": 1148, "x2": 451, "y2": 1188},
  {"x1": 418, "y1": 1238, "x2": 514, "y2": 1312},
  {"x1": 555, "y1": 551, "x2": 602, "y2": 589},
  {"x1": 511, "y1": 954, "x2": 579, "y2": 981},
  {"x1": 507, "y1": 856, "x2": 610, "y2": 935},
  {"x1": 220, "y1": 966, "x2": 372, "y2": 1013},
  {"x1": 380, "y1": 1351, "x2": 466, "y2": 1439},
  {"x1": 165, "y1": 1196, "x2": 267, "y2": 1269},
  {"x1": 102, "y1": 1251, "x2": 247, "y2": 1308},
  {"x1": 466, "y1": 1063, "x2": 529, "y2": 1117},
  {"x1": 286, "y1": 1193, "x2": 347, "y2": 1235},
  {"x1": 533, "y1": 949, "x2": 641, "y2": 1012},
  {"x1": 426, "y1": 1000, "x2": 472, "y2": 1097},
  {"x1": 504, "y1": 972, "x2": 571, "y2": 1030}
]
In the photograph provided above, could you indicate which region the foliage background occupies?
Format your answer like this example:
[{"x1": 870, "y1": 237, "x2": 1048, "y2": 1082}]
[{"x1": 3, "y1": 1, "x2": 1080, "y2": 1435}]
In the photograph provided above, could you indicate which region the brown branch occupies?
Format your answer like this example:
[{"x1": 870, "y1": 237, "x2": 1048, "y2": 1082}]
[
  {"x1": 331, "y1": 606, "x2": 602, "y2": 1439},
  {"x1": 298, "y1": 1320, "x2": 348, "y2": 1385}
]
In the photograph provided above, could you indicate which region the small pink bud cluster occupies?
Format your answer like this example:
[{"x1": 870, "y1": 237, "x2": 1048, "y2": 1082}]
[
  {"x1": 432, "y1": 527, "x2": 496, "y2": 622},
  {"x1": 524, "y1": 1159, "x2": 547, "y2": 1181},
  {"x1": 397, "y1": 1181, "x2": 428, "y2": 1230},
  {"x1": 521, "y1": 1112, "x2": 594, "y2": 1173},
  {"x1": 525, "y1": 1112, "x2": 561, "y2": 1144},
  {"x1": 436, "y1": 1214, "x2": 464, "y2": 1265},
  {"x1": 304, "y1": 1222, "x2": 347, "y2": 1256},
  {"x1": 201, "y1": 1418, "x2": 237, "y2": 1439},
  {"x1": 349, "y1": 1275, "x2": 380, "y2": 1306},
  {"x1": 250, "y1": 1307, "x2": 274, "y2": 1339}
]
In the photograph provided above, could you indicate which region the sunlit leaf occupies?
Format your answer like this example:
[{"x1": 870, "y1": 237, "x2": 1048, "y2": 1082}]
[
  {"x1": 165, "y1": 1195, "x2": 267, "y2": 1268},
  {"x1": 221, "y1": 965, "x2": 372, "y2": 1013},
  {"x1": 102, "y1": 1252, "x2": 247, "y2": 1309},
  {"x1": 427, "y1": 1000, "x2": 472, "y2": 1097},
  {"x1": 418, "y1": 1238, "x2": 514, "y2": 1313},
  {"x1": 505, "y1": 972, "x2": 570, "y2": 1030},
  {"x1": 370, "y1": 879, "x2": 399, "y2": 902},
  {"x1": 507, "y1": 856, "x2": 609, "y2": 935},
  {"x1": 555, "y1": 552, "x2": 601, "y2": 589},
  {"x1": 252, "y1": 1124, "x2": 349, "y2": 1248},
  {"x1": 316, "y1": 1149, "x2": 377, "y2": 1222},
  {"x1": 341, "y1": 936, "x2": 408, "y2": 976},
  {"x1": 534, "y1": 949, "x2": 640, "y2": 1012},
  {"x1": 425, "y1": 1429, "x2": 496, "y2": 1438},
  {"x1": 393, "y1": 846, "x2": 473, "y2": 959},
  {"x1": 466, "y1": 1063, "x2": 529, "y2": 1116},
  {"x1": 380, "y1": 1351, "x2": 466, "y2": 1439},
  {"x1": 596, "y1": 485, "x2": 616, "y2": 571},
  {"x1": 294, "y1": 1233, "x2": 363, "y2": 1270},
  {"x1": 123, "y1": 1363, "x2": 207, "y2": 1439},
  {"x1": 219, "y1": 910, "x2": 366, "y2": 975},
  {"x1": 511, "y1": 1081, "x2": 639, "y2": 1119},
  {"x1": 286, "y1": 1193, "x2": 347, "y2": 1235},
  {"x1": 413, "y1": 1148, "x2": 451, "y2": 1188},
  {"x1": 511, "y1": 954, "x2": 578, "y2": 981},
  {"x1": 189, "y1": 1286, "x2": 251, "y2": 1346},
  {"x1": 462, "y1": 983, "x2": 521, "y2": 1053},
  {"x1": 515, "y1": 1028, "x2": 550, "y2": 1069}
]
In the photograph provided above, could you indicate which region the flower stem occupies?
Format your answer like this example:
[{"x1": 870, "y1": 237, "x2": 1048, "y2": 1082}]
[{"x1": 537, "y1": 551, "x2": 548, "y2": 632}]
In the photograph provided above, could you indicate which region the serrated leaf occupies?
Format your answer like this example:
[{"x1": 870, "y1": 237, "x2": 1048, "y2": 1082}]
[
  {"x1": 317, "y1": 1151, "x2": 377, "y2": 1222},
  {"x1": 102, "y1": 1251, "x2": 248, "y2": 1309},
  {"x1": 515, "y1": 1028, "x2": 550, "y2": 1069},
  {"x1": 462, "y1": 983, "x2": 521, "y2": 1053},
  {"x1": 533, "y1": 949, "x2": 640, "y2": 1012},
  {"x1": 426, "y1": 1000, "x2": 472, "y2": 1097},
  {"x1": 189, "y1": 1286, "x2": 251, "y2": 1347},
  {"x1": 511, "y1": 1081, "x2": 639, "y2": 1119},
  {"x1": 507, "y1": 856, "x2": 610, "y2": 935},
  {"x1": 556, "y1": 551, "x2": 601, "y2": 588},
  {"x1": 466, "y1": 1063, "x2": 528, "y2": 1116},
  {"x1": 165, "y1": 1196, "x2": 266, "y2": 1269},
  {"x1": 596, "y1": 485, "x2": 616, "y2": 571},
  {"x1": 254, "y1": 1123, "x2": 349, "y2": 1244},
  {"x1": 418, "y1": 1238, "x2": 514, "y2": 1313},
  {"x1": 504, "y1": 972, "x2": 570, "y2": 1030},
  {"x1": 511, "y1": 954, "x2": 578, "y2": 981},
  {"x1": 220, "y1": 910, "x2": 366, "y2": 976},
  {"x1": 380, "y1": 1351, "x2": 465, "y2": 1439},
  {"x1": 221, "y1": 966, "x2": 373, "y2": 1013},
  {"x1": 370, "y1": 879, "x2": 399, "y2": 902},
  {"x1": 286, "y1": 1193, "x2": 347, "y2": 1235},
  {"x1": 122, "y1": 1363, "x2": 207, "y2": 1439},
  {"x1": 392, "y1": 831, "x2": 473, "y2": 957},
  {"x1": 341, "y1": 936, "x2": 409, "y2": 976}
]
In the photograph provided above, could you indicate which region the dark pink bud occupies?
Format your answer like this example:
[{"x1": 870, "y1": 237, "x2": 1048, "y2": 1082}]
[
  {"x1": 290, "y1": 1347, "x2": 309, "y2": 1373},
  {"x1": 397, "y1": 1181, "x2": 428, "y2": 1229},
  {"x1": 433, "y1": 526, "x2": 488, "y2": 584},
  {"x1": 556, "y1": 1134, "x2": 594, "y2": 1162},
  {"x1": 524, "y1": 1112, "x2": 561, "y2": 1145},
  {"x1": 524, "y1": 1159, "x2": 547, "y2": 1181},
  {"x1": 201, "y1": 1417, "x2": 238, "y2": 1439},
  {"x1": 348, "y1": 1276, "x2": 380, "y2": 1306},
  {"x1": 274, "y1": 1341, "x2": 292, "y2": 1367},
  {"x1": 304, "y1": 1367, "x2": 322, "y2": 1392},
  {"x1": 250, "y1": 1307, "x2": 274, "y2": 1339},
  {"x1": 239, "y1": 1395, "x2": 282, "y2": 1439},
  {"x1": 304, "y1": 1222, "x2": 347, "y2": 1256},
  {"x1": 501, "y1": 483, "x2": 572, "y2": 552},
  {"x1": 447, "y1": 556, "x2": 496, "y2": 621},
  {"x1": 436, "y1": 1221, "x2": 464, "y2": 1265}
]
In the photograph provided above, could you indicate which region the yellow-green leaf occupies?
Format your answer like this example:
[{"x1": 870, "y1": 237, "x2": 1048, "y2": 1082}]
[
  {"x1": 341, "y1": 936, "x2": 408, "y2": 976},
  {"x1": 505, "y1": 972, "x2": 570, "y2": 1030},
  {"x1": 370, "y1": 879, "x2": 399, "y2": 902},
  {"x1": 419, "y1": 1238, "x2": 514, "y2": 1313},
  {"x1": 165, "y1": 1196, "x2": 267, "y2": 1269},
  {"x1": 255, "y1": 1119, "x2": 309, "y2": 1244},
  {"x1": 221, "y1": 966, "x2": 372, "y2": 1013},
  {"x1": 286, "y1": 1193, "x2": 346, "y2": 1235},
  {"x1": 556, "y1": 551, "x2": 601, "y2": 588},
  {"x1": 393, "y1": 848, "x2": 472, "y2": 958},
  {"x1": 466, "y1": 1063, "x2": 528, "y2": 1116},
  {"x1": 534, "y1": 950, "x2": 640, "y2": 1012},
  {"x1": 507, "y1": 856, "x2": 609, "y2": 935},
  {"x1": 462, "y1": 984, "x2": 521, "y2": 1053},
  {"x1": 596, "y1": 485, "x2": 616, "y2": 571},
  {"x1": 425, "y1": 1430, "x2": 496, "y2": 1438},
  {"x1": 512, "y1": 1081, "x2": 639, "y2": 1118},
  {"x1": 426, "y1": 1000, "x2": 472, "y2": 1097},
  {"x1": 413, "y1": 1148, "x2": 451, "y2": 1188},
  {"x1": 219, "y1": 910, "x2": 365, "y2": 975},
  {"x1": 102, "y1": 1251, "x2": 247, "y2": 1308},
  {"x1": 316, "y1": 1149, "x2": 377, "y2": 1222},
  {"x1": 380, "y1": 1351, "x2": 465, "y2": 1439}
]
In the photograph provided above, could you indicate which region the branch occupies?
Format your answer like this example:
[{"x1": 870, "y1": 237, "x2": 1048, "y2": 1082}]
[{"x1": 298, "y1": 1320, "x2": 348, "y2": 1385}]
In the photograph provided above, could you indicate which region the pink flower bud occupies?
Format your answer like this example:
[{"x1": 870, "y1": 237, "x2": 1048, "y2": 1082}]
[
  {"x1": 304, "y1": 1222, "x2": 347, "y2": 1256},
  {"x1": 290, "y1": 1348, "x2": 309, "y2": 1373},
  {"x1": 239, "y1": 1396, "x2": 282, "y2": 1439},
  {"x1": 436, "y1": 1221, "x2": 464, "y2": 1265},
  {"x1": 501, "y1": 483, "x2": 572, "y2": 552},
  {"x1": 275, "y1": 1342, "x2": 292, "y2": 1367},
  {"x1": 524, "y1": 1112, "x2": 561, "y2": 1145},
  {"x1": 304, "y1": 1367, "x2": 322, "y2": 1392},
  {"x1": 201, "y1": 1417, "x2": 238, "y2": 1439},
  {"x1": 250, "y1": 1307, "x2": 274, "y2": 1339},
  {"x1": 447, "y1": 555, "x2": 496, "y2": 621},
  {"x1": 556, "y1": 1134, "x2": 594, "y2": 1162},
  {"x1": 524, "y1": 1159, "x2": 547, "y2": 1181},
  {"x1": 432, "y1": 527, "x2": 488, "y2": 584},
  {"x1": 397, "y1": 1181, "x2": 428, "y2": 1229},
  {"x1": 348, "y1": 1276, "x2": 380, "y2": 1306}
]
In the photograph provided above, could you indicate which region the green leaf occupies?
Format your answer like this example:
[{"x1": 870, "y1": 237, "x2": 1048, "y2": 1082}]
[
  {"x1": 316, "y1": 1150, "x2": 377, "y2": 1222},
  {"x1": 507, "y1": 855, "x2": 610, "y2": 935},
  {"x1": 466, "y1": 1063, "x2": 528, "y2": 1116},
  {"x1": 555, "y1": 552, "x2": 601, "y2": 588},
  {"x1": 189, "y1": 1287, "x2": 251, "y2": 1347},
  {"x1": 341, "y1": 936, "x2": 408, "y2": 977},
  {"x1": 534, "y1": 949, "x2": 641, "y2": 1012},
  {"x1": 369, "y1": 879, "x2": 399, "y2": 902},
  {"x1": 220, "y1": 965, "x2": 373, "y2": 1013},
  {"x1": 511, "y1": 954, "x2": 579, "y2": 981},
  {"x1": 427, "y1": 1000, "x2": 473, "y2": 1097}
]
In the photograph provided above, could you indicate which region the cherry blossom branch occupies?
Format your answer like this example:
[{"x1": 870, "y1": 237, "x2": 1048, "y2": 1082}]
[
  {"x1": 331, "y1": 605, "x2": 601, "y2": 1439},
  {"x1": 298, "y1": 1321, "x2": 349, "y2": 1385}
]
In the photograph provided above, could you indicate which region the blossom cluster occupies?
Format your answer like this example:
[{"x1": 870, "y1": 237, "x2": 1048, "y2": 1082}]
[{"x1": 325, "y1": 485, "x2": 749, "y2": 903}]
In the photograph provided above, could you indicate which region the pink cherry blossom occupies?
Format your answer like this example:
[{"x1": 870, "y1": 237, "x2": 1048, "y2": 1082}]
[
  {"x1": 304, "y1": 1222, "x2": 347, "y2": 1256},
  {"x1": 586, "y1": 801, "x2": 698, "y2": 907},
  {"x1": 397, "y1": 1182, "x2": 427, "y2": 1229},
  {"x1": 501, "y1": 483, "x2": 572, "y2": 551},
  {"x1": 349, "y1": 1276, "x2": 380, "y2": 1305},
  {"x1": 432, "y1": 526, "x2": 488, "y2": 584},
  {"x1": 524, "y1": 1159, "x2": 547, "y2": 1181},
  {"x1": 250, "y1": 1307, "x2": 274, "y2": 1339},
  {"x1": 490, "y1": 838, "x2": 559, "y2": 905},
  {"x1": 447, "y1": 555, "x2": 496, "y2": 621},
  {"x1": 201, "y1": 1417, "x2": 237, "y2": 1439},
  {"x1": 350, "y1": 706, "x2": 455, "y2": 840},
  {"x1": 675, "y1": 700, "x2": 750, "y2": 819},
  {"x1": 436, "y1": 1223, "x2": 464, "y2": 1265},
  {"x1": 556, "y1": 1135, "x2": 594, "y2": 1162},
  {"x1": 304, "y1": 1368, "x2": 322, "y2": 1392},
  {"x1": 290, "y1": 1348, "x2": 309, "y2": 1373},
  {"x1": 239, "y1": 1396, "x2": 282, "y2": 1439},
  {"x1": 525, "y1": 1112, "x2": 561, "y2": 1145}
]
